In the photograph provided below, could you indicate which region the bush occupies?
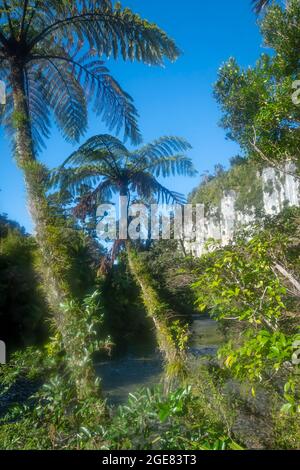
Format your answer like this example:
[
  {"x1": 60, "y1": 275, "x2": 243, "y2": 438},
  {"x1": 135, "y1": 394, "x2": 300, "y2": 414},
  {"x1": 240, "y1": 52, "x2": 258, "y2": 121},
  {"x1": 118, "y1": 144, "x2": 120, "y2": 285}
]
[{"x1": 0, "y1": 217, "x2": 49, "y2": 352}]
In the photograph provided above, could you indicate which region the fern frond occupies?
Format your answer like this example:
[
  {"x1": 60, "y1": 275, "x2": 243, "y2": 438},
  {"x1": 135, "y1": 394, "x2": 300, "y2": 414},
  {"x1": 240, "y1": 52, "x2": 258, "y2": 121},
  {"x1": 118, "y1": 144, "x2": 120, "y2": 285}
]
[
  {"x1": 63, "y1": 134, "x2": 129, "y2": 167},
  {"x1": 139, "y1": 154, "x2": 197, "y2": 178},
  {"x1": 51, "y1": 164, "x2": 108, "y2": 196},
  {"x1": 136, "y1": 136, "x2": 192, "y2": 159},
  {"x1": 130, "y1": 171, "x2": 187, "y2": 205},
  {"x1": 0, "y1": 0, "x2": 180, "y2": 149}
]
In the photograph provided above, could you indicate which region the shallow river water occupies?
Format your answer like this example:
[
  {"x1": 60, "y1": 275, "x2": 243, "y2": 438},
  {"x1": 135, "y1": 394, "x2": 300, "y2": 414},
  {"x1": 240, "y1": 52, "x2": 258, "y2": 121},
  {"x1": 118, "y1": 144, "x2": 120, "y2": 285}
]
[{"x1": 95, "y1": 315, "x2": 223, "y2": 405}]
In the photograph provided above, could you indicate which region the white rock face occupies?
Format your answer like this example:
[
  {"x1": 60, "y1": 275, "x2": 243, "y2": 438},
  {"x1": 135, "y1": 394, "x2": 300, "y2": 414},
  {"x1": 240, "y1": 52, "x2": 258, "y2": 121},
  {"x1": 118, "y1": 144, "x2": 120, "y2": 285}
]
[
  {"x1": 185, "y1": 163, "x2": 300, "y2": 257},
  {"x1": 220, "y1": 191, "x2": 236, "y2": 245}
]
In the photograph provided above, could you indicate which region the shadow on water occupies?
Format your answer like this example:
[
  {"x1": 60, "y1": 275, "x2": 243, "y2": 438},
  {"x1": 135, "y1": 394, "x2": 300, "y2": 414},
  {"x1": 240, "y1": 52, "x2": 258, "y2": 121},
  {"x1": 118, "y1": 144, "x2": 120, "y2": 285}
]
[
  {"x1": 95, "y1": 315, "x2": 223, "y2": 406},
  {"x1": 95, "y1": 356, "x2": 163, "y2": 406}
]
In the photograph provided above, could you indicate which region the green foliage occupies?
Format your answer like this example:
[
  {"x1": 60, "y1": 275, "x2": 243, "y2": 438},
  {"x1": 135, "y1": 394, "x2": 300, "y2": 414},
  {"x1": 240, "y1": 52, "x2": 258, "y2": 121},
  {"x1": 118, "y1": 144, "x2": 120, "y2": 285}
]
[
  {"x1": 0, "y1": 377, "x2": 240, "y2": 450},
  {"x1": 78, "y1": 385, "x2": 240, "y2": 450},
  {"x1": 0, "y1": 356, "x2": 105, "y2": 449},
  {"x1": 127, "y1": 245, "x2": 188, "y2": 379},
  {"x1": 52, "y1": 134, "x2": 195, "y2": 215},
  {"x1": 193, "y1": 233, "x2": 287, "y2": 326},
  {"x1": 58, "y1": 290, "x2": 112, "y2": 399},
  {"x1": 0, "y1": 216, "x2": 49, "y2": 351},
  {"x1": 0, "y1": 346, "x2": 240, "y2": 450},
  {"x1": 0, "y1": 291, "x2": 112, "y2": 448},
  {"x1": 214, "y1": 0, "x2": 300, "y2": 167},
  {"x1": 219, "y1": 329, "x2": 299, "y2": 380},
  {"x1": 169, "y1": 321, "x2": 190, "y2": 353},
  {"x1": 189, "y1": 159, "x2": 264, "y2": 215},
  {"x1": 0, "y1": 347, "x2": 52, "y2": 389},
  {"x1": 0, "y1": 0, "x2": 181, "y2": 148},
  {"x1": 192, "y1": 210, "x2": 300, "y2": 415}
]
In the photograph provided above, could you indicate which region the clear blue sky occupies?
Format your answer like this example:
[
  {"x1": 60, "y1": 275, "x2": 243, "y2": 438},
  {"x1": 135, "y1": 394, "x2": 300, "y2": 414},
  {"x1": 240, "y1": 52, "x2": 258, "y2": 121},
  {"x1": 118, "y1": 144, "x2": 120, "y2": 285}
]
[{"x1": 0, "y1": 0, "x2": 263, "y2": 233}]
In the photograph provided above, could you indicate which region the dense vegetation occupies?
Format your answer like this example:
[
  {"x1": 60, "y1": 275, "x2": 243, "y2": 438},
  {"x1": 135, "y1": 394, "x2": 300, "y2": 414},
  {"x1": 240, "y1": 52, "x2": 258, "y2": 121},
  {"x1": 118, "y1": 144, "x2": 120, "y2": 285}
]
[
  {"x1": 189, "y1": 159, "x2": 264, "y2": 215},
  {"x1": 0, "y1": 0, "x2": 299, "y2": 451},
  {"x1": 0, "y1": 215, "x2": 48, "y2": 351}
]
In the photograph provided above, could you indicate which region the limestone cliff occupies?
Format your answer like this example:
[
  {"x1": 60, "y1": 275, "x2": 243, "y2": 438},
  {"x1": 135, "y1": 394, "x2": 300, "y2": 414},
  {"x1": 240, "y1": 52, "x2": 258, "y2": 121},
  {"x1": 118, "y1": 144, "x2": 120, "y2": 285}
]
[{"x1": 186, "y1": 162, "x2": 300, "y2": 256}]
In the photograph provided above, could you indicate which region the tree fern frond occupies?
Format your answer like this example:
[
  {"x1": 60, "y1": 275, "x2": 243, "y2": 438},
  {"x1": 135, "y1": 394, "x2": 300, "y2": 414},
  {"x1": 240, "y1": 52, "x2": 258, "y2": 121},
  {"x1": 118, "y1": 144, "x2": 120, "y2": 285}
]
[
  {"x1": 30, "y1": 51, "x2": 141, "y2": 144},
  {"x1": 93, "y1": 177, "x2": 117, "y2": 201},
  {"x1": 55, "y1": 133, "x2": 195, "y2": 207},
  {"x1": 136, "y1": 136, "x2": 192, "y2": 160},
  {"x1": 131, "y1": 171, "x2": 187, "y2": 205},
  {"x1": 139, "y1": 154, "x2": 197, "y2": 178},
  {"x1": 37, "y1": 58, "x2": 88, "y2": 143},
  {"x1": 51, "y1": 164, "x2": 107, "y2": 196},
  {"x1": 29, "y1": 3, "x2": 180, "y2": 65},
  {"x1": 24, "y1": 66, "x2": 51, "y2": 151},
  {"x1": 63, "y1": 134, "x2": 129, "y2": 167},
  {"x1": 0, "y1": 1, "x2": 180, "y2": 148}
]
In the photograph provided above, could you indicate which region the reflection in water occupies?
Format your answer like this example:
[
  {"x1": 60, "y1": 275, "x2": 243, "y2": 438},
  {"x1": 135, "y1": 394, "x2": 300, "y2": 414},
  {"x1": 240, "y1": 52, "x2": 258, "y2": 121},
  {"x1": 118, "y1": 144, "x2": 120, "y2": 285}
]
[
  {"x1": 95, "y1": 315, "x2": 223, "y2": 405},
  {"x1": 188, "y1": 314, "x2": 223, "y2": 357},
  {"x1": 95, "y1": 356, "x2": 162, "y2": 405}
]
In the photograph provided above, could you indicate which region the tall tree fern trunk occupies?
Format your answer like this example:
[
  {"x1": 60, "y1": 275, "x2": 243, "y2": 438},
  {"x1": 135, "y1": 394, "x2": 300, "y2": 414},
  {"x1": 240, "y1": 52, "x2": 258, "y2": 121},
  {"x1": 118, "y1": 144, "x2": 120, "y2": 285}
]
[
  {"x1": 10, "y1": 62, "x2": 100, "y2": 401},
  {"x1": 11, "y1": 63, "x2": 66, "y2": 308},
  {"x1": 126, "y1": 242, "x2": 187, "y2": 382}
]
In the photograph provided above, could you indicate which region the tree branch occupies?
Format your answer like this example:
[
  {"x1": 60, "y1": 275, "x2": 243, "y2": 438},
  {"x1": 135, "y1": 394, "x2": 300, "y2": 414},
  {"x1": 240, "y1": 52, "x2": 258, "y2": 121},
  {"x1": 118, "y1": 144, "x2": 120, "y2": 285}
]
[
  {"x1": 273, "y1": 263, "x2": 300, "y2": 295},
  {"x1": 20, "y1": 0, "x2": 29, "y2": 39},
  {"x1": 250, "y1": 127, "x2": 300, "y2": 181}
]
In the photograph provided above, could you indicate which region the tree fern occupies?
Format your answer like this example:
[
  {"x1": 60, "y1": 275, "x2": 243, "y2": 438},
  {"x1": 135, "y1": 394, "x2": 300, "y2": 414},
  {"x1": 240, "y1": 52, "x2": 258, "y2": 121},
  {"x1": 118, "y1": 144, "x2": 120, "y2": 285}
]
[
  {"x1": 0, "y1": 0, "x2": 180, "y2": 150},
  {"x1": 53, "y1": 134, "x2": 196, "y2": 213},
  {"x1": 0, "y1": 1, "x2": 181, "y2": 399}
]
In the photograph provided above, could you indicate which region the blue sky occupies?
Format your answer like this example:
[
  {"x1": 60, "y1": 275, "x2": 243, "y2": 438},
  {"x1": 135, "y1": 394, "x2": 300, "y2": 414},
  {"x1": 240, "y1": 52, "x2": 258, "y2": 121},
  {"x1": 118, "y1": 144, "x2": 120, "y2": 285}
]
[{"x1": 0, "y1": 0, "x2": 264, "y2": 233}]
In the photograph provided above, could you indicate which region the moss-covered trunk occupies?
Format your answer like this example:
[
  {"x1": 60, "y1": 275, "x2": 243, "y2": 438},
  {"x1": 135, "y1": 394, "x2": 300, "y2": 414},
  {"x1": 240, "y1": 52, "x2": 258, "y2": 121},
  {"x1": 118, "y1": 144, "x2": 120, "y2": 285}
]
[
  {"x1": 10, "y1": 61, "x2": 100, "y2": 401},
  {"x1": 126, "y1": 242, "x2": 187, "y2": 381}
]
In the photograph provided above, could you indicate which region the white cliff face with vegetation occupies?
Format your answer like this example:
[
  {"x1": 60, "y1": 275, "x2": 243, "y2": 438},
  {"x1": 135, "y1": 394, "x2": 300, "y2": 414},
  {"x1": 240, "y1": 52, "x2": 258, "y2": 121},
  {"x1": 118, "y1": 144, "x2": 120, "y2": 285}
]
[{"x1": 187, "y1": 163, "x2": 300, "y2": 257}]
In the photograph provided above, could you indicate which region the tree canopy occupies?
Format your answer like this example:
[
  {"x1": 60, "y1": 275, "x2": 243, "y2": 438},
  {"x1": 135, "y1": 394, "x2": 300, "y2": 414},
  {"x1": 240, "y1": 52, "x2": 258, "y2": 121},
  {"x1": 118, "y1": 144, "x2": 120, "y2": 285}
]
[
  {"x1": 214, "y1": 0, "x2": 300, "y2": 168},
  {"x1": 0, "y1": 0, "x2": 180, "y2": 150},
  {"x1": 52, "y1": 134, "x2": 196, "y2": 221}
]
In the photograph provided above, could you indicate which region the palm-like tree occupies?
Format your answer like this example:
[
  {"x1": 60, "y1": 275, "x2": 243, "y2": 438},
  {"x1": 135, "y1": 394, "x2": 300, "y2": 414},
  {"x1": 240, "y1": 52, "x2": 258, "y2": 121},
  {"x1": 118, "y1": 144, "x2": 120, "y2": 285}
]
[
  {"x1": 0, "y1": 1, "x2": 179, "y2": 151},
  {"x1": 54, "y1": 134, "x2": 196, "y2": 373},
  {"x1": 55, "y1": 134, "x2": 195, "y2": 210},
  {"x1": 0, "y1": 0, "x2": 179, "y2": 398},
  {"x1": 54, "y1": 133, "x2": 195, "y2": 273},
  {"x1": 0, "y1": 0, "x2": 179, "y2": 285}
]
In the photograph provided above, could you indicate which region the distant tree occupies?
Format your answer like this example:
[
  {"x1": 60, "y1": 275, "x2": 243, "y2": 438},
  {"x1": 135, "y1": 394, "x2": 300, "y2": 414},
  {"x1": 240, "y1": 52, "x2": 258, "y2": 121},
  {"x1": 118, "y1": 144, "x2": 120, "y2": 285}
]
[
  {"x1": 53, "y1": 134, "x2": 196, "y2": 374},
  {"x1": 54, "y1": 134, "x2": 195, "y2": 211}
]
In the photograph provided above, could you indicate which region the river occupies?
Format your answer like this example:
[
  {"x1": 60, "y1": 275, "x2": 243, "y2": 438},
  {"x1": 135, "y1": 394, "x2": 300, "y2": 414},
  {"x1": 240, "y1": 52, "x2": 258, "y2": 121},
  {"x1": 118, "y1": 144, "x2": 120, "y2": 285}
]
[{"x1": 95, "y1": 315, "x2": 223, "y2": 405}]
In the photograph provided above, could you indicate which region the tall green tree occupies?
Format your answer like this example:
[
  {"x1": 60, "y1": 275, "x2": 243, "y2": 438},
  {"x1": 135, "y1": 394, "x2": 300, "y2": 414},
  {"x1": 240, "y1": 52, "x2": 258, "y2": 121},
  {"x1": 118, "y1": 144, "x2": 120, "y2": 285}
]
[
  {"x1": 0, "y1": 0, "x2": 179, "y2": 398},
  {"x1": 55, "y1": 134, "x2": 195, "y2": 207},
  {"x1": 214, "y1": 0, "x2": 300, "y2": 170},
  {"x1": 53, "y1": 134, "x2": 196, "y2": 376}
]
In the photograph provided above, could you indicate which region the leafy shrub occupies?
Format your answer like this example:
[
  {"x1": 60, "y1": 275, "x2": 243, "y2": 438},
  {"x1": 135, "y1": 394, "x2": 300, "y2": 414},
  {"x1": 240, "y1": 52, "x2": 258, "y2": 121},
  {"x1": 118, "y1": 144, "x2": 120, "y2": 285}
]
[
  {"x1": 0, "y1": 219, "x2": 49, "y2": 351},
  {"x1": 78, "y1": 385, "x2": 241, "y2": 450}
]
